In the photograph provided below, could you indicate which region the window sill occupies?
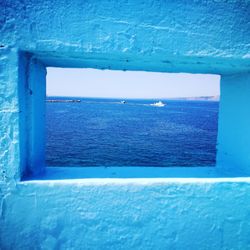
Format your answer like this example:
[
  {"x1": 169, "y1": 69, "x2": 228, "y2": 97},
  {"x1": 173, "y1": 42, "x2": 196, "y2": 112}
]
[{"x1": 21, "y1": 166, "x2": 249, "y2": 182}]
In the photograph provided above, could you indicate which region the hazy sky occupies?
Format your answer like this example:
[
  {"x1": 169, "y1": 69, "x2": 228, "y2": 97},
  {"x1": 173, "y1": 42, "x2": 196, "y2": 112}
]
[{"x1": 47, "y1": 67, "x2": 220, "y2": 98}]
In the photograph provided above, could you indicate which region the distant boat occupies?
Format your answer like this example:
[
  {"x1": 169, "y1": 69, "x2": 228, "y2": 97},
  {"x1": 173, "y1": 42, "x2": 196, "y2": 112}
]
[
  {"x1": 121, "y1": 100, "x2": 126, "y2": 104},
  {"x1": 150, "y1": 101, "x2": 165, "y2": 107}
]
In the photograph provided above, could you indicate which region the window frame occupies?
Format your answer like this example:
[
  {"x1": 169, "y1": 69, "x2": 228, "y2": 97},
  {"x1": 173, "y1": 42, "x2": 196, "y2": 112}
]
[{"x1": 18, "y1": 52, "x2": 249, "y2": 180}]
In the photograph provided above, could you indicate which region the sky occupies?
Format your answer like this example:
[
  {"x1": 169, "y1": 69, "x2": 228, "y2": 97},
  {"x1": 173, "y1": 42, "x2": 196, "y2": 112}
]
[{"x1": 46, "y1": 67, "x2": 220, "y2": 99}]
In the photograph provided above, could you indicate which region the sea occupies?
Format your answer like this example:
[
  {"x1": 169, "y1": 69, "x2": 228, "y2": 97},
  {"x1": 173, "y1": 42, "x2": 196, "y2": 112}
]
[{"x1": 46, "y1": 97, "x2": 219, "y2": 167}]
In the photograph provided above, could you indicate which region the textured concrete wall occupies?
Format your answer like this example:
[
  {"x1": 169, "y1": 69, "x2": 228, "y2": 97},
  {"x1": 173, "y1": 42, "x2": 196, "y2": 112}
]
[
  {"x1": 217, "y1": 73, "x2": 250, "y2": 175},
  {"x1": 1, "y1": 0, "x2": 250, "y2": 73},
  {"x1": 1, "y1": 0, "x2": 250, "y2": 249},
  {"x1": 1, "y1": 179, "x2": 250, "y2": 249}
]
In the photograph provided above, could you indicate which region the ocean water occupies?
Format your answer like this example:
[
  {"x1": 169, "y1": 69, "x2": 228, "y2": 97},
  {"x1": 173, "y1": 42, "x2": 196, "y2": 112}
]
[{"x1": 46, "y1": 97, "x2": 219, "y2": 167}]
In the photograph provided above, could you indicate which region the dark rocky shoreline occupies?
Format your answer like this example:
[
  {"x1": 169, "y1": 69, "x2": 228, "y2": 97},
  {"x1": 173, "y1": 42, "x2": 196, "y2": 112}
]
[{"x1": 46, "y1": 99, "x2": 81, "y2": 103}]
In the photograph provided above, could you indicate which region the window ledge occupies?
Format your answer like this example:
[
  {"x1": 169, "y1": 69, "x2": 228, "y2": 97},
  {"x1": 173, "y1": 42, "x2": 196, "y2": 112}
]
[{"x1": 21, "y1": 166, "x2": 250, "y2": 183}]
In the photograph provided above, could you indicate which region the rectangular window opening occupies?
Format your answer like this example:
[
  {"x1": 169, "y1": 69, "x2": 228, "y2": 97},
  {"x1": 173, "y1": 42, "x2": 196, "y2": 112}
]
[{"x1": 45, "y1": 68, "x2": 220, "y2": 170}]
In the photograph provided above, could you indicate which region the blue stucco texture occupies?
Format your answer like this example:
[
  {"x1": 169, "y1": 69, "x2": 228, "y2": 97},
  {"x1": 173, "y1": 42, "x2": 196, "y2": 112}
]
[
  {"x1": 1, "y1": 0, "x2": 250, "y2": 249},
  {"x1": 1, "y1": 0, "x2": 250, "y2": 73},
  {"x1": 1, "y1": 179, "x2": 250, "y2": 249}
]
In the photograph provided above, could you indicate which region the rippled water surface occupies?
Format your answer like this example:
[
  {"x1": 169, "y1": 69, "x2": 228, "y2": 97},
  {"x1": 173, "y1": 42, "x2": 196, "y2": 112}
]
[{"x1": 46, "y1": 98, "x2": 219, "y2": 167}]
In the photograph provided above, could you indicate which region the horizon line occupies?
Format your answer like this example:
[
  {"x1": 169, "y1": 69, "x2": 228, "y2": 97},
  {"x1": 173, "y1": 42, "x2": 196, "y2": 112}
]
[{"x1": 46, "y1": 95, "x2": 220, "y2": 100}]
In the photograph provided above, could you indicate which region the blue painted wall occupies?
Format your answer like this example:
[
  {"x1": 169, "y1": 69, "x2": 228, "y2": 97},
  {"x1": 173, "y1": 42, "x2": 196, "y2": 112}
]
[{"x1": 1, "y1": 0, "x2": 250, "y2": 249}]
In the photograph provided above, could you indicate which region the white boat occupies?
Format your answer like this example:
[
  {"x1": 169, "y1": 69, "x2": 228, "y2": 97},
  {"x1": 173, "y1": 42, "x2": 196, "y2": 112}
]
[
  {"x1": 150, "y1": 101, "x2": 165, "y2": 107},
  {"x1": 120, "y1": 100, "x2": 126, "y2": 104}
]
